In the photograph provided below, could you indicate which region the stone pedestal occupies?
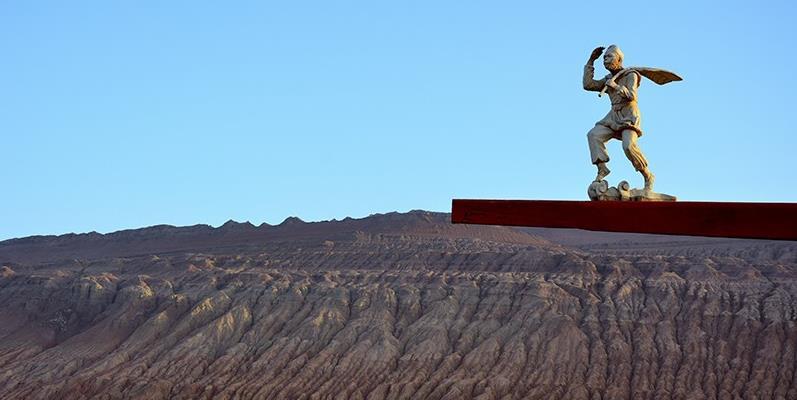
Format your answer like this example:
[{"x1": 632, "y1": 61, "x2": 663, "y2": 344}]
[{"x1": 588, "y1": 180, "x2": 676, "y2": 202}]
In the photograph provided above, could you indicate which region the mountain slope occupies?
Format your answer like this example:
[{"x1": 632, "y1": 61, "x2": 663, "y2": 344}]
[
  {"x1": 0, "y1": 211, "x2": 553, "y2": 265},
  {"x1": 0, "y1": 211, "x2": 796, "y2": 399}
]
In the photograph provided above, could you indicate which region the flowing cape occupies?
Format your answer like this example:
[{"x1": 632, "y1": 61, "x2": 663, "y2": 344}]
[
  {"x1": 623, "y1": 67, "x2": 683, "y2": 85},
  {"x1": 599, "y1": 67, "x2": 682, "y2": 97}
]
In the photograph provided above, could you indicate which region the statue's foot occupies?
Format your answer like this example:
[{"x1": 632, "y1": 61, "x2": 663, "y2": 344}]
[
  {"x1": 595, "y1": 164, "x2": 611, "y2": 182},
  {"x1": 644, "y1": 172, "x2": 655, "y2": 192}
]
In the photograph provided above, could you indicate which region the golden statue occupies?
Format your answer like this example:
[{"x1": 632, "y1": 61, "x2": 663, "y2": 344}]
[{"x1": 583, "y1": 45, "x2": 681, "y2": 201}]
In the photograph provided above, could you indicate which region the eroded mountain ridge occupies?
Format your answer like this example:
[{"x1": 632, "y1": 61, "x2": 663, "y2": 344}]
[{"x1": 1, "y1": 211, "x2": 796, "y2": 399}]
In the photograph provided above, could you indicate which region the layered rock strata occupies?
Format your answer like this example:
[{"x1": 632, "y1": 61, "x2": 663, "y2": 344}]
[{"x1": 0, "y1": 212, "x2": 796, "y2": 399}]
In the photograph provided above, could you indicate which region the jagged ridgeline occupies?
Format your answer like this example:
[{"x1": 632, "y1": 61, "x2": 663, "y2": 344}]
[{"x1": 1, "y1": 211, "x2": 796, "y2": 399}]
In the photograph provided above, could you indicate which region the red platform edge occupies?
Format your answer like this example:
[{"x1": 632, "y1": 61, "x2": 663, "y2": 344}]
[{"x1": 451, "y1": 199, "x2": 797, "y2": 241}]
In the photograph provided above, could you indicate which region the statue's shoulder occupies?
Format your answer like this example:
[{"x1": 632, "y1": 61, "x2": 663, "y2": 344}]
[{"x1": 617, "y1": 69, "x2": 642, "y2": 82}]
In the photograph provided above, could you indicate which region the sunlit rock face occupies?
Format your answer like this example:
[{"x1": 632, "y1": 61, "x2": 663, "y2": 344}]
[{"x1": 1, "y1": 211, "x2": 796, "y2": 400}]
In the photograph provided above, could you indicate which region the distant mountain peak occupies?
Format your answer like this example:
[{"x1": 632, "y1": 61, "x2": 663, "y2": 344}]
[
  {"x1": 279, "y1": 216, "x2": 305, "y2": 226},
  {"x1": 219, "y1": 220, "x2": 256, "y2": 230}
]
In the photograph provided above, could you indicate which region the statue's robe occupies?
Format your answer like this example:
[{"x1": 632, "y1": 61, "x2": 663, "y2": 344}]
[
  {"x1": 583, "y1": 65, "x2": 643, "y2": 136},
  {"x1": 583, "y1": 65, "x2": 648, "y2": 170}
]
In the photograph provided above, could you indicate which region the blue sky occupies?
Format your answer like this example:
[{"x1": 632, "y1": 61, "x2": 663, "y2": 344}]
[{"x1": 1, "y1": 1, "x2": 795, "y2": 240}]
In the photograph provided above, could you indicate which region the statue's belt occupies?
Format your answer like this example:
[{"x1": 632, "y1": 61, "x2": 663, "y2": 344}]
[{"x1": 610, "y1": 101, "x2": 635, "y2": 110}]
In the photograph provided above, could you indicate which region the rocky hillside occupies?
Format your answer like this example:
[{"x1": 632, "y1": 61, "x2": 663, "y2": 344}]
[
  {"x1": 1, "y1": 211, "x2": 796, "y2": 399},
  {"x1": 0, "y1": 211, "x2": 551, "y2": 265}
]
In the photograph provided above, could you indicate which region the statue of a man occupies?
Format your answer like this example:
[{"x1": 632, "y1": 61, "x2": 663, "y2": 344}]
[{"x1": 583, "y1": 45, "x2": 654, "y2": 191}]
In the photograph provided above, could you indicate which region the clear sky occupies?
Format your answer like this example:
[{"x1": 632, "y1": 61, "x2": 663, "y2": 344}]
[{"x1": 1, "y1": 1, "x2": 795, "y2": 240}]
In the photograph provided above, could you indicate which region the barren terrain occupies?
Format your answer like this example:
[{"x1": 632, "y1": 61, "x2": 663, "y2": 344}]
[{"x1": 1, "y1": 211, "x2": 796, "y2": 399}]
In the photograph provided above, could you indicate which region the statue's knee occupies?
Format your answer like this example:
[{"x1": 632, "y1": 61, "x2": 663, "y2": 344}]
[{"x1": 622, "y1": 141, "x2": 636, "y2": 152}]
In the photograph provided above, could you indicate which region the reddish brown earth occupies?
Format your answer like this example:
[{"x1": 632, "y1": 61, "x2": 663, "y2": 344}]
[{"x1": 1, "y1": 211, "x2": 796, "y2": 399}]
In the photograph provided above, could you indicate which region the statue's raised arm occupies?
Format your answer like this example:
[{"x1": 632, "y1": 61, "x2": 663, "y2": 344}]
[{"x1": 583, "y1": 47, "x2": 606, "y2": 92}]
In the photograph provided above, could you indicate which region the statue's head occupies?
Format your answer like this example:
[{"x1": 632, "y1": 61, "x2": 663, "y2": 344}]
[{"x1": 603, "y1": 45, "x2": 624, "y2": 71}]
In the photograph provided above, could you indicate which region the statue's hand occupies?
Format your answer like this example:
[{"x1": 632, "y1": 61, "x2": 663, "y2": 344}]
[{"x1": 588, "y1": 46, "x2": 605, "y2": 63}]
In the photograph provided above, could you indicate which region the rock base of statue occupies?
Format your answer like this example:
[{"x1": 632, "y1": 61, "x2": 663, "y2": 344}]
[{"x1": 588, "y1": 180, "x2": 676, "y2": 202}]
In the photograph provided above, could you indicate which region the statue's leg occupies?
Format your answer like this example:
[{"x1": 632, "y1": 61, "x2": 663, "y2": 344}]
[
  {"x1": 621, "y1": 129, "x2": 654, "y2": 190},
  {"x1": 588, "y1": 125, "x2": 615, "y2": 181}
]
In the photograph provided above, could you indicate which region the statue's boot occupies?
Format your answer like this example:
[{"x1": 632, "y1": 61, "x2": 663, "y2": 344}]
[
  {"x1": 595, "y1": 163, "x2": 610, "y2": 182},
  {"x1": 643, "y1": 170, "x2": 655, "y2": 192}
]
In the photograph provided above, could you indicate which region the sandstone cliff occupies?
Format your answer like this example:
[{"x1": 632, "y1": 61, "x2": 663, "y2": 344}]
[{"x1": 1, "y1": 211, "x2": 796, "y2": 399}]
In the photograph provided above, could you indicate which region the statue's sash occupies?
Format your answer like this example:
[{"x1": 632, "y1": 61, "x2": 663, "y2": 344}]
[{"x1": 599, "y1": 67, "x2": 682, "y2": 97}]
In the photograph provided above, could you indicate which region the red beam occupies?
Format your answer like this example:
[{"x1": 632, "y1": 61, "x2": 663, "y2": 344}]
[{"x1": 451, "y1": 199, "x2": 797, "y2": 241}]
